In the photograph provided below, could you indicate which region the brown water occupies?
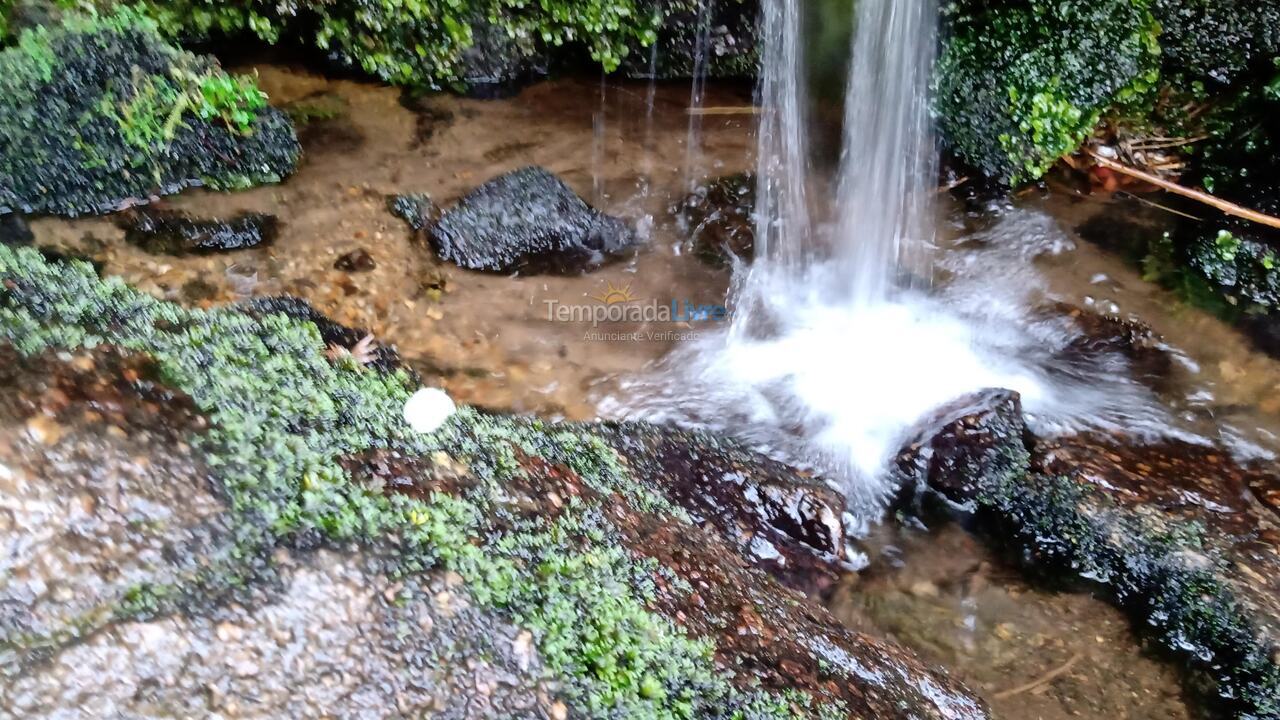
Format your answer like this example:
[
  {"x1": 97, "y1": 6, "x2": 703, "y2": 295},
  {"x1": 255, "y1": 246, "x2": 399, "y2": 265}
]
[{"x1": 22, "y1": 66, "x2": 1280, "y2": 718}]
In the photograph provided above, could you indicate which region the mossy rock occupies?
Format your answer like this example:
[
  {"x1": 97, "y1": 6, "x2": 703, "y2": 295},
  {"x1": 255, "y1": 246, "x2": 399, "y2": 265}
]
[
  {"x1": 0, "y1": 243, "x2": 990, "y2": 719},
  {"x1": 935, "y1": 0, "x2": 1161, "y2": 183},
  {"x1": 897, "y1": 390, "x2": 1280, "y2": 718},
  {"x1": 0, "y1": 8, "x2": 298, "y2": 217}
]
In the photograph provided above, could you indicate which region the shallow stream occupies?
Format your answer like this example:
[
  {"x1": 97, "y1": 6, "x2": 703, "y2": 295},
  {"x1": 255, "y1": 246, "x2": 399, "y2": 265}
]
[{"x1": 22, "y1": 66, "x2": 1280, "y2": 718}]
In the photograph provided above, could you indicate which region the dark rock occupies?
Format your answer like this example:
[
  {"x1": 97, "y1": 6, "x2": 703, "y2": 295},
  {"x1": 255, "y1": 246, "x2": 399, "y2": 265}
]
[
  {"x1": 897, "y1": 389, "x2": 1280, "y2": 717},
  {"x1": 891, "y1": 389, "x2": 1028, "y2": 511},
  {"x1": 334, "y1": 248, "x2": 376, "y2": 273},
  {"x1": 679, "y1": 172, "x2": 755, "y2": 266},
  {"x1": 455, "y1": 17, "x2": 548, "y2": 98},
  {"x1": 594, "y1": 421, "x2": 848, "y2": 595},
  {"x1": 116, "y1": 208, "x2": 279, "y2": 255},
  {"x1": 238, "y1": 296, "x2": 403, "y2": 373},
  {"x1": 386, "y1": 193, "x2": 442, "y2": 238},
  {"x1": 421, "y1": 166, "x2": 638, "y2": 274},
  {"x1": 1048, "y1": 302, "x2": 1175, "y2": 392},
  {"x1": 0, "y1": 214, "x2": 33, "y2": 246}
]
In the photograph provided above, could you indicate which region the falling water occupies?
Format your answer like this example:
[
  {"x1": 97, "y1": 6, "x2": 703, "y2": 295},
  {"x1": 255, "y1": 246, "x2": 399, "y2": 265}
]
[
  {"x1": 682, "y1": 0, "x2": 714, "y2": 193},
  {"x1": 751, "y1": 0, "x2": 812, "y2": 268},
  {"x1": 835, "y1": 0, "x2": 938, "y2": 305},
  {"x1": 606, "y1": 0, "x2": 1176, "y2": 516}
]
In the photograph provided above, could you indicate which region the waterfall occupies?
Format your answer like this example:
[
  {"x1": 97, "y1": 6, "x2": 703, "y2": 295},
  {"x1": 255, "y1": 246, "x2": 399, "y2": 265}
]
[
  {"x1": 606, "y1": 0, "x2": 1169, "y2": 518},
  {"x1": 752, "y1": 0, "x2": 812, "y2": 269},
  {"x1": 835, "y1": 0, "x2": 938, "y2": 305}
]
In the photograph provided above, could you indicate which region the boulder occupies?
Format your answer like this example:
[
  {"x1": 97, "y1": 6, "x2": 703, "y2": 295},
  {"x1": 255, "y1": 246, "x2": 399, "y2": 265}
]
[
  {"x1": 897, "y1": 389, "x2": 1280, "y2": 717},
  {"x1": 0, "y1": 244, "x2": 989, "y2": 719},
  {"x1": 0, "y1": 9, "x2": 299, "y2": 217},
  {"x1": 402, "y1": 167, "x2": 638, "y2": 274}
]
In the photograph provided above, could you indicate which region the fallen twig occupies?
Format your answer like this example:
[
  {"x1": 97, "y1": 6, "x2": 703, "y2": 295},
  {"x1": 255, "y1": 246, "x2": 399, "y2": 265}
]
[
  {"x1": 1117, "y1": 191, "x2": 1204, "y2": 222},
  {"x1": 1089, "y1": 150, "x2": 1280, "y2": 231},
  {"x1": 687, "y1": 106, "x2": 762, "y2": 116},
  {"x1": 992, "y1": 653, "x2": 1082, "y2": 700},
  {"x1": 937, "y1": 175, "x2": 970, "y2": 193}
]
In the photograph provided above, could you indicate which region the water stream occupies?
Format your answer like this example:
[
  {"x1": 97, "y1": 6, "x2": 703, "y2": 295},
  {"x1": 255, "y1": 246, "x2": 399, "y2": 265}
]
[{"x1": 607, "y1": 0, "x2": 1193, "y2": 515}]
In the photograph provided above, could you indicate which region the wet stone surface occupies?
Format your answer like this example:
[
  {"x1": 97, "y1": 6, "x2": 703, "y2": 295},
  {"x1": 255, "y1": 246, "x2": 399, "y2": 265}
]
[
  {"x1": 2, "y1": 549, "x2": 559, "y2": 719},
  {"x1": 0, "y1": 347, "x2": 226, "y2": 669},
  {"x1": 596, "y1": 421, "x2": 848, "y2": 594},
  {"x1": 895, "y1": 389, "x2": 1280, "y2": 717},
  {"x1": 418, "y1": 166, "x2": 638, "y2": 274},
  {"x1": 116, "y1": 208, "x2": 280, "y2": 255}
]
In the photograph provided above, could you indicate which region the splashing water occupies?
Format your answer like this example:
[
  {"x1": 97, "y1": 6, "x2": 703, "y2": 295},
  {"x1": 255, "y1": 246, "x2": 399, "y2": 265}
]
[{"x1": 605, "y1": 0, "x2": 1177, "y2": 516}]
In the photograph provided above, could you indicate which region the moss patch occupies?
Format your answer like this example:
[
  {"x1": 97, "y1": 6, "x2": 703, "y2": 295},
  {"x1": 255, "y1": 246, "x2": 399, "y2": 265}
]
[
  {"x1": 0, "y1": 243, "x2": 872, "y2": 719},
  {"x1": 936, "y1": 0, "x2": 1161, "y2": 182},
  {"x1": 0, "y1": 7, "x2": 297, "y2": 216}
]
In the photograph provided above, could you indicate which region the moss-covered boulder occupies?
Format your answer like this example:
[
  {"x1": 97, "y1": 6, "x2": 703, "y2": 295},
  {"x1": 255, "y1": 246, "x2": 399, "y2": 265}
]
[
  {"x1": 0, "y1": 8, "x2": 298, "y2": 217},
  {"x1": 896, "y1": 390, "x2": 1280, "y2": 718},
  {"x1": 935, "y1": 0, "x2": 1161, "y2": 183},
  {"x1": 0, "y1": 243, "x2": 989, "y2": 719}
]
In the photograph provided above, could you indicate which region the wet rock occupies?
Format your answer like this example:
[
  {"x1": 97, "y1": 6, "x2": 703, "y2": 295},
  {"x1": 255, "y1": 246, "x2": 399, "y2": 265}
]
[
  {"x1": 117, "y1": 208, "x2": 279, "y2": 255},
  {"x1": 455, "y1": 19, "x2": 548, "y2": 98},
  {"x1": 594, "y1": 421, "x2": 848, "y2": 594},
  {"x1": 238, "y1": 296, "x2": 403, "y2": 372},
  {"x1": 0, "y1": 11, "x2": 299, "y2": 217},
  {"x1": 0, "y1": 214, "x2": 33, "y2": 246},
  {"x1": 679, "y1": 172, "x2": 755, "y2": 266},
  {"x1": 1047, "y1": 302, "x2": 1175, "y2": 392},
  {"x1": 0, "y1": 245, "x2": 988, "y2": 719},
  {"x1": 335, "y1": 248, "x2": 376, "y2": 272},
  {"x1": 897, "y1": 389, "x2": 1280, "y2": 717},
  {"x1": 0, "y1": 347, "x2": 225, "y2": 665},
  {"x1": 891, "y1": 389, "x2": 1028, "y2": 511},
  {"x1": 416, "y1": 166, "x2": 638, "y2": 274},
  {"x1": 2, "y1": 549, "x2": 556, "y2": 718},
  {"x1": 387, "y1": 193, "x2": 442, "y2": 239}
]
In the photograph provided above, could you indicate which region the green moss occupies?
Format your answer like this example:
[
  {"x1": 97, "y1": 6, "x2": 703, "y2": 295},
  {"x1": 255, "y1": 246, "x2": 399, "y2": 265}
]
[
  {"x1": 936, "y1": 0, "x2": 1161, "y2": 182},
  {"x1": 0, "y1": 6, "x2": 297, "y2": 216},
  {"x1": 112, "y1": 0, "x2": 672, "y2": 88},
  {"x1": 0, "y1": 244, "x2": 846, "y2": 719},
  {"x1": 971, "y1": 453, "x2": 1280, "y2": 717}
]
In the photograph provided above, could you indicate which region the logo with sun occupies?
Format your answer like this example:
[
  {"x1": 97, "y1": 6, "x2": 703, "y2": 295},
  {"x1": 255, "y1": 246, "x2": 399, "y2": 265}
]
[{"x1": 592, "y1": 281, "x2": 638, "y2": 305}]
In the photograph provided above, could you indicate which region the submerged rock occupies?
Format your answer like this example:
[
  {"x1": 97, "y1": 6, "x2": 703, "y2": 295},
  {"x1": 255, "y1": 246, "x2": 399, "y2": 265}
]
[
  {"x1": 679, "y1": 172, "x2": 755, "y2": 266},
  {"x1": 0, "y1": 9, "x2": 299, "y2": 217},
  {"x1": 0, "y1": 244, "x2": 989, "y2": 719},
  {"x1": 897, "y1": 389, "x2": 1280, "y2": 717},
  {"x1": 117, "y1": 208, "x2": 279, "y2": 255},
  {"x1": 0, "y1": 214, "x2": 33, "y2": 246},
  {"x1": 334, "y1": 248, "x2": 376, "y2": 273},
  {"x1": 409, "y1": 167, "x2": 638, "y2": 274}
]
